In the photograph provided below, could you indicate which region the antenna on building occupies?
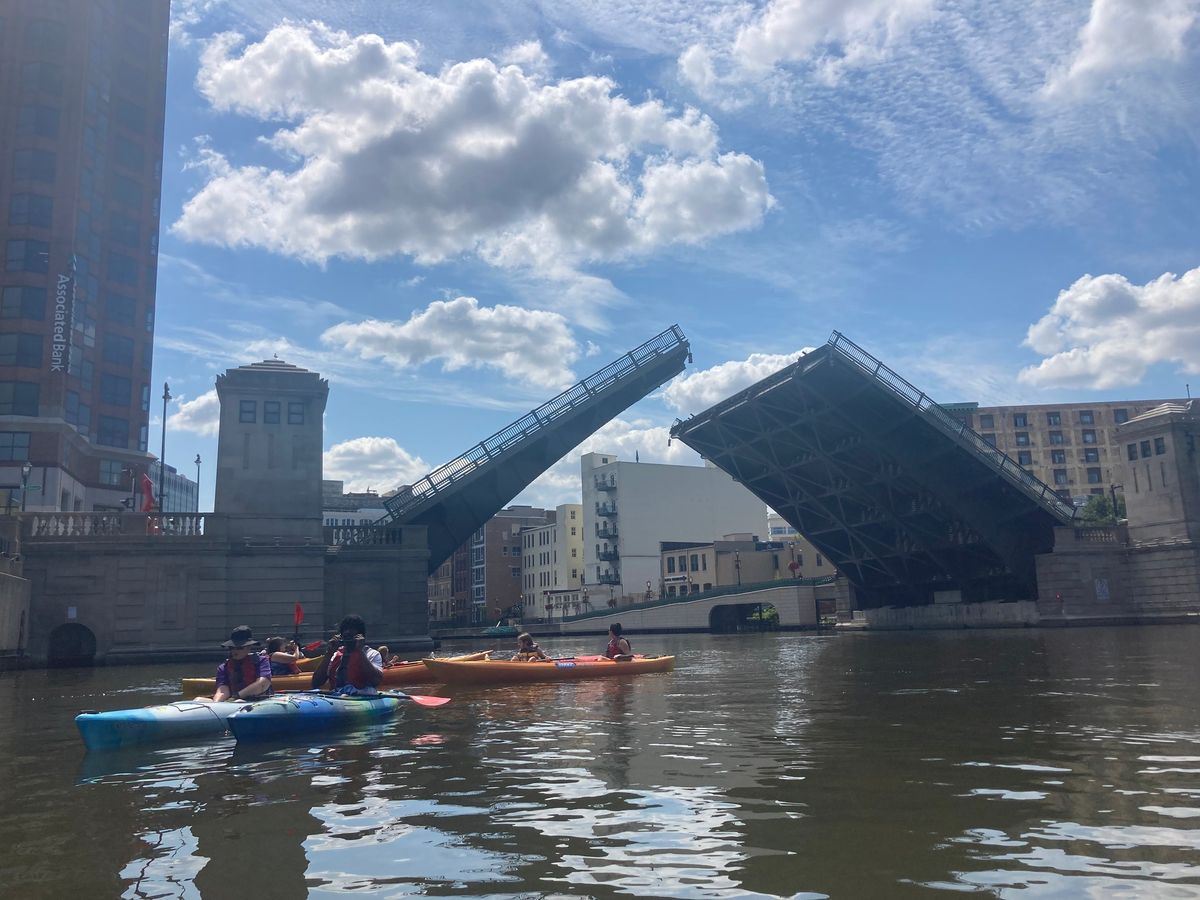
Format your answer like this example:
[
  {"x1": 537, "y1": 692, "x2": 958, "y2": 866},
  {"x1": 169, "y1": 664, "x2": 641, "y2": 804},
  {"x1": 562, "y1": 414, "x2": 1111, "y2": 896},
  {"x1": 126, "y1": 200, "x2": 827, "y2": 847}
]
[{"x1": 1187, "y1": 383, "x2": 1192, "y2": 399}]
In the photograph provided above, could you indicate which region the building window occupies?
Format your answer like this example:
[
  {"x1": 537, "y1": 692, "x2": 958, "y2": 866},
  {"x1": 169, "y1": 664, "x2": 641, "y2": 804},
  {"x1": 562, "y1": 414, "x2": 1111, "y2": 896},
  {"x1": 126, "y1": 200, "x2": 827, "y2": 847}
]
[
  {"x1": 1086, "y1": 467, "x2": 1102, "y2": 484},
  {"x1": 702, "y1": 553, "x2": 708, "y2": 571},
  {"x1": 0, "y1": 333, "x2": 42, "y2": 368},
  {"x1": 667, "y1": 557, "x2": 675, "y2": 573},
  {"x1": 96, "y1": 415, "x2": 129, "y2": 448},
  {"x1": 5, "y1": 239, "x2": 49, "y2": 273},
  {"x1": 239, "y1": 400, "x2": 256, "y2": 423},
  {"x1": 104, "y1": 292, "x2": 136, "y2": 324},
  {"x1": 0, "y1": 432, "x2": 31, "y2": 461},
  {"x1": 0, "y1": 382, "x2": 39, "y2": 416},
  {"x1": 288, "y1": 401, "x2": 304, "y2": 424},
  {"x1": 1056, "y1": 489, "x2": 1071, "y2": 501},
  {"x1": 103, "y1": 334, "x2": 134, "y2": 366},
  {"x1": 140, "y1": 384, "x2": 150, "y2": 412},
  {"x1": 816, "y1": 554, "x2": 823, "y2": 567},
  {"x1": 1084, "y1": 448, "x2": 1099, "y2": 463},
  {"x1": 1114, "y1": 409, "x2": 1129, "y2": 424},
  {"x1": 978, "y1": 414, "x2": 994, "y2": 429},
  {"x1": 1046, "y1": 412, "x2": 1060, "y2": 426},
  {"x1": 1079, "y1": 410, "x2": 1095, "y2": 425},
  {"x1": 107, "y1": 251, "x2": 138, "y2": 286},
  {"x1": 1051, "y1": 449, "x2": 1066, "y2": 464},
  {"x1": 1015, "y1": 432, "x2": 1030, "y2": 447},
  {"x1": 1, "y1": 286, "x2": 46, "y2": 320},
  {"x1": 1127, "y1": 443, "x2": 1138, "y2": 461},
  {"x1": 1013, "y1": 413, "x2": 1028, "y2": 427},
  {"x1": 108, "y1": 213, "x2": 141, "y2": 247},
  {"x1": 981, "y1": 433, "x2": 996, "y2": 447},
  {"x1": 510, "y1": 567, "x2": 520, "y2": 577},
  {"x1": 690, "y1": 554, "x2": 699, "y2": 571},
  {"x1": 16, "y1": 104, "x2": 60, "y2": 138},
  {"x1": 12, "y1": 148, "x2": 56, "y2": 183},
  {"x1": 8, "y1": 193, "x2": 53, "y2": 228},
  {"x1": 1017, "y1": 450, "x2": 1032, "y2": 466},
  {"x1": 1053, "y1": 469, "x2": 1068, "y2": 485},
  {"x1": 1154, "y1": 437, "x2": 1166, "y2": 455},
  {"x1": 571, "y1": 547, "x2": 577, "y2": 557},
  {"x1": 1081, "y1": 429, "x2": 1097, "y2": 444},
  {"x1": 1140, "y1": 440, "x2": 1152, "y2": 459},
  {"x1": 99, "y1": 459, "x2": 124, "y2": 486},
  {"x1": 263, "y1": 400, "x2": 280, "y2": 424},
  {"x1": 569, "y1": 509, "x2": 576, "y2": 519},
  {"x1": 1048, "y1": 430, "x2": 1064, "y2": 445},
  {"x1": 99, "y1": 373, "x2": 131, "y2": 405}
]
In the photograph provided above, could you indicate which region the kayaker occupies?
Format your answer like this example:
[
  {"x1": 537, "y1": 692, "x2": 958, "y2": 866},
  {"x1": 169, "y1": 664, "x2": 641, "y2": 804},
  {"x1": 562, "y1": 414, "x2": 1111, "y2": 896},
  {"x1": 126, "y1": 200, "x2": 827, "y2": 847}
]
[
  {"x1": 376, "y1": 645, "x2": 390, "y2": 667},
  {"x1": 312, "y1": 614, "x2": 385, "y2": 694},
  {"x1": 266, "y1": 636, "x2": 302, "y2": 675},
  {"x1": 604, "y1": 623, "x2": 632, "y2": 660},
  {"x1": 514, "y1": 632, "x2": 549, "y2": 661},
  {"x1": 209, "y1": 625, "x2": 272, "y2": 702}
]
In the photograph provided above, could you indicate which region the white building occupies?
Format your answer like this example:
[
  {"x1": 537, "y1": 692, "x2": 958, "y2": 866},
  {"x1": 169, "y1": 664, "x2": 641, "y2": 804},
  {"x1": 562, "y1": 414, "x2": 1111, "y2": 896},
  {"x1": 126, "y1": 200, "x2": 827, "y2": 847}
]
[
  {"x1": 519, "y1": 503, "x2": 584, "y2": 620},
  {"x1": 766, "y1": 511, "x2": 834, "y2": 576},
  {"x1": 580, "y1": 452, "x2": 767, "y2": 605},
  {"x1": 320, "y1": 479, "x2": 389, "y2": 527}
]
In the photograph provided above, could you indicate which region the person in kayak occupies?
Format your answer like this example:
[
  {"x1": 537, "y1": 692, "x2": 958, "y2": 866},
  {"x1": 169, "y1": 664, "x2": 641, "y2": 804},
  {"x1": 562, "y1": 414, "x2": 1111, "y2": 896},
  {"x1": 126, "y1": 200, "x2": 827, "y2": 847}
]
[
  {"x1": 266, "y1": 636, "x2": 302, "y2": 675},
  {"x1": 209, "y1": 625, "x2": 272, "y2": 702},
  {"x1": 514, "y1": 633, "x2": 549, "y2": 661},
  {"x1": 312, "y1": 614, "x2": 385, "y2": 694},
  {"x1": 604, "y1": 623, "x2": 632, "y2": 660}
]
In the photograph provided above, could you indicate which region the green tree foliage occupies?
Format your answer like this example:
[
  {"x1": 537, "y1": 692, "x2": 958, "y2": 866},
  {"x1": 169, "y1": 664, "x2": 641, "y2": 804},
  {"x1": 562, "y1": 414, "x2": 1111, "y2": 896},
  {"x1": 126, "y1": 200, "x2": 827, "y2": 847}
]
[{"x1": 1077, "y1": 493, "x2": 1126, "y2": 524}]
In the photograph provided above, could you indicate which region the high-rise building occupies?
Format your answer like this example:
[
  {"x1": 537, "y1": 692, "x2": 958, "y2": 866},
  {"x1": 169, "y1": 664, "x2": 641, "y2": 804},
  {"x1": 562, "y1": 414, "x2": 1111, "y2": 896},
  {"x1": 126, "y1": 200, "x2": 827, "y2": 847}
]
[
  {"x1": 519, "y1": 502, "x2": 583, "y2": 620},
  {"x1": 0, "y1": 1, "x2": 172, "y2": 512}
]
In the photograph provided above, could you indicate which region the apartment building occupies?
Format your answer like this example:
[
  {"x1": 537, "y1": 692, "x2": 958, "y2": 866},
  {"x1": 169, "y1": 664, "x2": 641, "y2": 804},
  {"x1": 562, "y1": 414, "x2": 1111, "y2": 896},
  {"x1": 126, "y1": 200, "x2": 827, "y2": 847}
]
[
  {"x1": 953, "y1": 400, "x2": 1184, "y2": 505},
  {"x1": 580, "y1": 451, "x2": 766, "y2": 604},
  {"x1": 0, "y1": 1, "x2": 171, "y2": 511},
  {"x1": 428, "y1": 541, "x2": 471, "y2": 626},
  {"x1": 519, "y1": 502, "x2": 583, "y2": 620},
  {"x1": 471, "y1": 505, "x2": 553, "y2": 624}
]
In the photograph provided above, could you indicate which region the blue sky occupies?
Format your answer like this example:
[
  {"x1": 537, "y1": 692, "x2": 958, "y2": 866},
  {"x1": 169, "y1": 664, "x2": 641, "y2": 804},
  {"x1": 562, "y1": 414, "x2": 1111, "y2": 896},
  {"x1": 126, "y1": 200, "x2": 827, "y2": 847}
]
[{"x1": 156, "y1": 0, "x2": 1200, "y2": 509}]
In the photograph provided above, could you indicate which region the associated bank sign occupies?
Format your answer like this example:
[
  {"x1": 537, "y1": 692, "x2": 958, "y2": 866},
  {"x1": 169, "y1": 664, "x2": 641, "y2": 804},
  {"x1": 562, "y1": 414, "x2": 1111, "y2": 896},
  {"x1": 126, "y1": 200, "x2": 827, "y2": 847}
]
[{"x1": 50, "y1": 270, "x2": 74, "y2": 373}]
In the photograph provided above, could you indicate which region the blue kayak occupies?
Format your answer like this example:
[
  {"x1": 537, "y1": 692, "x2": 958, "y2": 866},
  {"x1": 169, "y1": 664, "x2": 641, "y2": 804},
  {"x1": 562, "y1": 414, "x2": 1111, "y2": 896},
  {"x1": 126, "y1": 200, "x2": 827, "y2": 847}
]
[
  {"x1": 226, "y1": 692, "x2": 405, "y2": 742},
  {"x1": 76, "y1": 700, "x2": 242, "y2": 751}
]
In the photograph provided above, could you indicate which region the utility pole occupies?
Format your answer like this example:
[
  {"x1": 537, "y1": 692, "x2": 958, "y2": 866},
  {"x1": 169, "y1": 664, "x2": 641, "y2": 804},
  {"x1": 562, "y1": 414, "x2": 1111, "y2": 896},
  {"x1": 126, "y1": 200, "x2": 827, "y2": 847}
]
[{"x1": 159, "y1": 382, "x2": 170, "y2": 511}]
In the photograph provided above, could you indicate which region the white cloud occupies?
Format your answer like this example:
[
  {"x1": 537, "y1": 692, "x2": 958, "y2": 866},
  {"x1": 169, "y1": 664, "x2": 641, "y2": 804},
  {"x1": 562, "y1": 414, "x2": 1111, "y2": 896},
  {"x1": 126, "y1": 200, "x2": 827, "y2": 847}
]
[
  {"x1": 1042, "y1": 0, "x2": 1199, "y2": 99},
  {"x1": 1018, "y1": 267, "x2": 1200, "y2": 389},
  {"x1": 321, "y1": 296, "x2": 579, "y2": 388},
  {"x1": 323, "y1": 437, "x2": 429, "y2": 493},
  {"x1": 173, "y1": 21, "x2": 772, "y2": 275},
  {"x1": 167, "y1": 390, "x2": 221, "y2": 436},
  {"x1": 662, "y1": 350, "x2": 812, "y2": 413}
]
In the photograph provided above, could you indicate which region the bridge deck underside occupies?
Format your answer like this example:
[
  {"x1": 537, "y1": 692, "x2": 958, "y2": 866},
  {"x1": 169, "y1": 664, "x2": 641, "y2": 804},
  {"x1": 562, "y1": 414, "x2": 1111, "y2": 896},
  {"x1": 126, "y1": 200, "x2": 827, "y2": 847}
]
[
  {"x1": 673, "y1": 348, "x2": 1063, "y2": 607},
  {"x1": 397, "y1": 347, "x2": 688, "y2": 574}
]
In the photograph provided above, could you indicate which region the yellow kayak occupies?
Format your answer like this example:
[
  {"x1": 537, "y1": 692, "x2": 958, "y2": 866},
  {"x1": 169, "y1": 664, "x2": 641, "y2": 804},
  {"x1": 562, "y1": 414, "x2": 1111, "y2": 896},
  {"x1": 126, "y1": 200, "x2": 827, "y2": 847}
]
[
  {"x1": 421, "y1": 654, "x2": 675, "y2": 685},
  {"x1": 181, "y1": 652, "x2": 489, "y2": 696}
]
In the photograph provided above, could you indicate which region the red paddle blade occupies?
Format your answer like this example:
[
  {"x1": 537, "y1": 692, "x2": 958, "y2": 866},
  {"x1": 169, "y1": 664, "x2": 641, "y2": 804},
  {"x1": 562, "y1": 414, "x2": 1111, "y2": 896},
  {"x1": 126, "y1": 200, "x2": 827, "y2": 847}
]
[
  {"x1": 405, "y1": 694, "x2": 451, "y2": 707},
  {"x1": 303, "y1": 639, "x2": 324, "y2": 652}
]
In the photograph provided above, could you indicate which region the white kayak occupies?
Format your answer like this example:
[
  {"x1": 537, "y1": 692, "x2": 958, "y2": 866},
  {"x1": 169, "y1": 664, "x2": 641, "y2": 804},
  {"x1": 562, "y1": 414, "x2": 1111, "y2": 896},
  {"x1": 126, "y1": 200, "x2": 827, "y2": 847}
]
[
  {"x1": 76, "y1": 700, "x2": 242, "y2": 751},
  {"x1": 226, "y1": 692, "x2": 405, "y2": 742}
]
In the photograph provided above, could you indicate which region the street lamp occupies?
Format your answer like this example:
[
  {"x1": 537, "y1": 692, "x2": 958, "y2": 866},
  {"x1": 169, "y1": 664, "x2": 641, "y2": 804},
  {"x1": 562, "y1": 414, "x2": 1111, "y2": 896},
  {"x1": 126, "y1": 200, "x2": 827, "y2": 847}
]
[
  {"x1": 734, "y1": 549, "x2": 742, "y2": 587},
  {"x1": 194, "y1": 454, "x2": 202, "y2": 511},
  {"x1": 159, "y1": 382, "x2": 171, "y2": 511},
  {"x1": 20, "y1": 461, "x2": 32, "y2": 512},
  {"x1": 1109, "y1": 483, "x2": 1124, "y2": 522},
  {"x1": 646, "y1": 579, "x2": 652, "y2": 602}
]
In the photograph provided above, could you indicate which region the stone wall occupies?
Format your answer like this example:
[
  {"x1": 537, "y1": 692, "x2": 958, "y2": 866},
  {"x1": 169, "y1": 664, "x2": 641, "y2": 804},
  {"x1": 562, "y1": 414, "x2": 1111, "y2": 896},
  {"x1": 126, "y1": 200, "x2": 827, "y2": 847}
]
[{"x1": 852, "y1": 600, "x2": 1039, "y2": 630}]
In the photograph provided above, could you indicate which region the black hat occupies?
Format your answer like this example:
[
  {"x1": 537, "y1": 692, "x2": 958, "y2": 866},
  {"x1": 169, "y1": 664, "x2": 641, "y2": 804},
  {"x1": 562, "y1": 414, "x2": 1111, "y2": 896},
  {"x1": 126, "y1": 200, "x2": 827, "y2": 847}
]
[{"x1": 222, "y1": 625, "x2": 260, "y2": 649}]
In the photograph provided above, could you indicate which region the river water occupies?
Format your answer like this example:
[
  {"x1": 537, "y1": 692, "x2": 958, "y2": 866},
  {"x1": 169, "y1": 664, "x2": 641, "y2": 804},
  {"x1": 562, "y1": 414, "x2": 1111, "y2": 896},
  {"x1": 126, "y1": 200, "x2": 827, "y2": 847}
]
[{"x1": 1, "y1": 627, "x2": 1198, "y2": 898}]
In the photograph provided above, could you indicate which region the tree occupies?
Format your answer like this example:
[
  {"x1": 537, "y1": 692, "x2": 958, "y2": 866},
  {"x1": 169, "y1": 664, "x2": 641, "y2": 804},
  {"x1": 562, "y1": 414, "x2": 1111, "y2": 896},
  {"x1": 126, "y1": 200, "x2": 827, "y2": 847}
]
[{"x1": 1077, "y1": 493, "x2": 1126, "y2": 525}]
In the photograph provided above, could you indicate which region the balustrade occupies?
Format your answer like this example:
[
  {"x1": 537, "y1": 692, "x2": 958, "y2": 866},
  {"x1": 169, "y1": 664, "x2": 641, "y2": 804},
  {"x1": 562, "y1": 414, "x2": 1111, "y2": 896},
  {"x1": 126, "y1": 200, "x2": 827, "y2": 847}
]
[
  {"x1": 326, "y1": 524, "x2": 406, "y2": 546},
  {"x1": 22, "y1": 512, "x2": 207, "y2": 539}
]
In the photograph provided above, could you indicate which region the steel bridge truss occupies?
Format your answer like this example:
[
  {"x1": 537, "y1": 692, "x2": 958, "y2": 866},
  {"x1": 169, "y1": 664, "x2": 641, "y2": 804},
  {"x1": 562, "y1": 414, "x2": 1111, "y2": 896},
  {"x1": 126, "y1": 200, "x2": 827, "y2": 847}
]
[
  {"x1": 385, "y1": 325, "x2": 691, "y2": 574},
  {"x1": 670, "y1": 332, "x2": 1072, "y2": 607}
]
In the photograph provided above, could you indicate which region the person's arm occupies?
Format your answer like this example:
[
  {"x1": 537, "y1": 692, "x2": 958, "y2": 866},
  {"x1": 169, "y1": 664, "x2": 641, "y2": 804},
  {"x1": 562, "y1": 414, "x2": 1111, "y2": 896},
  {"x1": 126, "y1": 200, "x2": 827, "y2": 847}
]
[
  {"x1": 235, "y1": 675, "x2": 271, "y2": 699},
  {"x1": 212, "y1": 663, "x2": 230, "y2": 701},
  {"x1": 619, "y1": 638, "x2": 632, "y2": 656},
  {"x1": 311, "y1": 635, "x2": 338, "y2": 689},
  {"x1": 360, "y1": 641, "x2": 384, "y2": 687}
]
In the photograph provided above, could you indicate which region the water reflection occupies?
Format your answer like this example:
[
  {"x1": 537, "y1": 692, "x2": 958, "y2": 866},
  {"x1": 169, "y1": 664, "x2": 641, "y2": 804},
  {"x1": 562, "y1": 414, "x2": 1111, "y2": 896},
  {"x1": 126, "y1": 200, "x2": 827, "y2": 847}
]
[{"x1": 2, "y1": 629, "x2": 1200, "y2": 897}]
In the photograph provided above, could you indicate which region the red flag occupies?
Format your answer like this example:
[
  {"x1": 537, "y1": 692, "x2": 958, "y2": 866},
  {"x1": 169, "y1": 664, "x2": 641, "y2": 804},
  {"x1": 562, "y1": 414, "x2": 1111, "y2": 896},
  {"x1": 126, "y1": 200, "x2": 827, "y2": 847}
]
[
  {"x1": 294, "y1": 602, "x2": 304, "y2": 628},
  {"x1": 140, "y1": 473, "x2": 157, "y2": 512}
]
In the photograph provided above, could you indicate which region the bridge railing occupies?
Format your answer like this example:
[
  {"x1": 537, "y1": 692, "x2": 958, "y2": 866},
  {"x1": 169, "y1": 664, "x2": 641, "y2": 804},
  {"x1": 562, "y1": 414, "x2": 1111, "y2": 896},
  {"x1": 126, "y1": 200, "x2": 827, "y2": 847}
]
[
  {"x1": 325, "y1": 524, "x2": 408, "y2": 546},
  {"x1": 827, "y1": 331, "x2": 1076, "y2": 522},
  {"x1": 22, "y1": 512, "x2": 209, "y2": 539},
  {"x1": 385, "y1": 325, "x2": 688, "y2": 521}
]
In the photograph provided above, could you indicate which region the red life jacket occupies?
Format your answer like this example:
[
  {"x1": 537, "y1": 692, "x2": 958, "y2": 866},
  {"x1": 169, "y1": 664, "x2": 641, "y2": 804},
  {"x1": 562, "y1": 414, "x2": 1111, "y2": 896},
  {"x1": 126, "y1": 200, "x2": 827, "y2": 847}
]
[
  {"x1": 606, "y1": 636, "x2": 631, "y2": 658},
  {"x1": 328, "y1": 648, "x2": 373, "y2": 689},
  {"x1": 226, "y1": 653, "x2": 263, "y2": 693}
]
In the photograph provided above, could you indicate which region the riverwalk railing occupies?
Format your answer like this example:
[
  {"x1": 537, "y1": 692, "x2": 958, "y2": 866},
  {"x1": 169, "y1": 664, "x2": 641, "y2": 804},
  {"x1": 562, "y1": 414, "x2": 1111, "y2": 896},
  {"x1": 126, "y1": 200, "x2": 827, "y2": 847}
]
[
  {"x1": 384, "y1": 324, "x2": 688, "y2": 522},
  {"x1": 22, "y1": 512, "x2": 208, "y2": 539},
  {"x1": 827, "y1": 331, "x2": 1076, "y2": 523},
  {"x1": 562, "y1": 575, "x2": 837, "y2": 622}
]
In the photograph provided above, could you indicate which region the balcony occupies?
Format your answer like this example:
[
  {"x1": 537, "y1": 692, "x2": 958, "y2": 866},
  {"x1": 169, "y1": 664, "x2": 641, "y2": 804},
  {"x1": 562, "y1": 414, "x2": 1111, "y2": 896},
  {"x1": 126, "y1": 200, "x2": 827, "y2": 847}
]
[
  {"x1": 594, "y1": 476, "x2": 616, "y2": 492},
  {"x1": 598, "y1": 526, "x2": 619, "y2": 540},
  {"x1": 598, "y1": 548, "x2": 619, "y2": 562},
  {"x1": 596, "y1": 503, "x2": 618, "y2": 518},
  {"x1": 597, "y1": 571, "x2": 621, "y2": 585}
]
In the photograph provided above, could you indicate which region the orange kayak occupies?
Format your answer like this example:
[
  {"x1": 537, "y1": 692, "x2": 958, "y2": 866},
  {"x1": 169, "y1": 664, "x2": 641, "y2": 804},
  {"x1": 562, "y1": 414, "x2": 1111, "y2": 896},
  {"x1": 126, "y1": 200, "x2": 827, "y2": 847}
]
[
  {"x1": 181, "y1": 652, "x2": 489, "y2": 696},
  {"x1": 421, "y1": 654, "x2": 675, "y2": 685}
]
